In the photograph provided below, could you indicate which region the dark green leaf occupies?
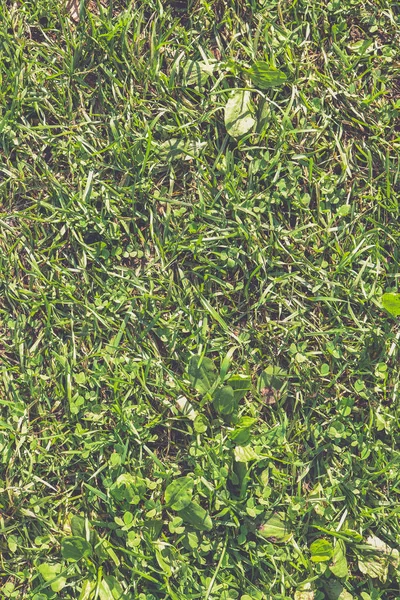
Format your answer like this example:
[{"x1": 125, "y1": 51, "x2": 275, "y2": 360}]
[
  {"x1": 188, "y1": 356, "x2": 218, "y2": 394},
  {"x1": 230, "y1": 416, "x2": 257, "y2": 444},
  {"x1": 110, "y1": 474, "x2": 146, "y2": 504},
  {"x1": 178, "y1": 501, "x2": 212, "y2": 531},
  {"x1": 247, "y1": 61, "x2": 287, "y2": 89},
  {"x1": 258, "y1": 365, "x2": 287, "y2": 392},
  {"x1": 324, "y1": 580, "x2": 353, "y2": 600},
  {"x1": 212, "y1": 385, "x2": 236, "y2": 415},
  {"x1": 71, "y1": 515, "x2": 87, "y2": 539},
  {"x1": 227, "y1": 374, "x2": 252, "y2": 402},
  {"x1": 234, "y1": 445, "x2": 259, "y2": 462},
  {"x1": 79, "y1": 580, "x2": 96, "y2": 600},
  {"x1": 61, "y1": 536, "x2": 92, "y2": 562}
]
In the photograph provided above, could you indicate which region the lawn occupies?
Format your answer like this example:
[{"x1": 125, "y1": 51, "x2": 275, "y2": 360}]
[{"x1": 0, "y1": 0, "x2": 400, "y2": 598}]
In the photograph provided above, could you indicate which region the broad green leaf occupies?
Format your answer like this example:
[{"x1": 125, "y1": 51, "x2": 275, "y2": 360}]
[
  {"x1": 213, "y1": 385, "x2": 236, "y2": 415},
  {"x1": 330, "y1": 540, "x2": 348, "y2": 578},
  {"x1": 188, "y1": 356, "x2": 218, "y2": 394},
  {"x1": 230, "y1": 416, "x2": 257, "y2": 444},
  {"x1": 7, "y1": 535, "x2": 17, "y2": 553},
  {"x1": 381, "y1": 293, "x2": 400, "y2": 317},
  {"x1": 358, "y1": 535, "x2": 399, "y2": 583},
  {"x1": 38, "y1": 562, "x2": 61, "y2": 580},
  {"x1": 165, "y1": 477, "x2": 194, "y2": 511},
  {"x1": 61, "y1": 536, "x2": 92, "y2": 562},
  {"x1": 227, "y1": 374, "x2": 252, "y2": 402},
  {"x1": 193, "y1": 413, "x2": 208, "y2": 433},
  {"x1": 264, "y1": 423, "x2": 286, "y2": 445},
  {"x1": 341, "y1": 528, "x2": 362, "y2": 542},
  {"x1": 259, "y1": 513, "x2": 292, "y2": 542},
  {"x1": 234, "y1": 445, "x2": 259, "y2": 462},
  {"x1": 182, "y1": 60, "x2": 213, "y2": 87},
  {"x1": 178, "y1": 501, "x2": 212, "y2": 531},
  {"x1": 224, "y1": 90, "x2": 256, "y2": 138},
  {"x1": 143, "y1": 519, "x2": 163, "y2": 541},
  {"x1": 310, "y1": 539, "x2": 334, "y2": 562},
  {"x1": 74, "y1": 371, "x2": 86, "y2": 384},
  {"x1": 71, "y1": 515, "x2": 89, "y2": 540},
  {"x1": 247, "y1": 61, "x2": 287, "y2": 89},
  {"x1": 38, "y1": 563, "x2": 66, "y2": 593},
  {"x1": 294, "y1": 592, "x2": 314, "y2": 600},
  {"x1": 325, "y1": 580, "x2": 353, "y2": 600}
]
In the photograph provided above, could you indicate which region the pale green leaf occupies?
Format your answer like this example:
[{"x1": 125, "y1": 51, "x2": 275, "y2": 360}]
[
  {"x1": 224, "y1": 91, "x2": 256, "y2": 138},
  {"x1": 358, "y1": 535, "x2": 399, "y2": 583},
  {"x1": 38, "y1": 563, "x2": 62, "y2": 581},
  {"x1": 176, "y1": 396, "x2": 197, "y2": 420},
  {"x1": 310, "y1": 539, "x2": 333, "y2": 562},
  {"x1": 79, "y1": 579, "x2": 96, "y2": 600},
  {"x1": 110, "y1": 473, "x2": 146, "y2": 503},
  {"x1": 294, "y1": 584, "x2": 315, "y2": 600},
  {"x1": 330, "y1": 539, "x2": 348, "y2": 578},
  {"x1": 165, "y1": 477, "x2": 194, "y2": 511},
  {"x1": 159, "y1": 138, "x2": 206, "y2": 161},
  {"x1": 381, "y1": 293, "x2": 400, "y2": 317},
  {"x1": 38, "y1": 563, "x2": 66, "y2": 593},
  {"x1": 182, "y1": 60, "x2": 213, "y2": 87},
  {"x1": 259, "y1": 513, "x2": 292, "y2": 542},
  {"x1": 234, "y1": 445, "x2": 259, "y2": 463}
]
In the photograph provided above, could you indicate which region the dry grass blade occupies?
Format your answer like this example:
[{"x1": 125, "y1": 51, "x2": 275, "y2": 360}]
[{"x1": 66, "y1": 0, "x2": 81, "y2": 21}]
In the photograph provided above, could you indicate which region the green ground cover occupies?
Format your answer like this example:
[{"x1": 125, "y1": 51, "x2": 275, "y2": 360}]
[{"x1": 1, "y1": 0, "x2": 400, "y2": 597}]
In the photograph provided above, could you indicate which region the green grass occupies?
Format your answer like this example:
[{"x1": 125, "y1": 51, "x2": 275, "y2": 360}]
[{"x1": 1, "y1": 0, "x2": 400, "y2": 598}]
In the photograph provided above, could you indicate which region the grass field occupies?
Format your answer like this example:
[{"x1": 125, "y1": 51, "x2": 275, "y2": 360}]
[{"x1": 1, "y1": 0, "x2": 400, "y2": 598}]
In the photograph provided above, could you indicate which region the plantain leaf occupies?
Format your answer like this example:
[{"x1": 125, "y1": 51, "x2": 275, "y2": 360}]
[
  {"x1": 188, "y1": 356, "x2": 218, "y2": 394},
  {"x1": 165, "y1": 477, "x2": 194, "y2": 511},
  {"x1": 61, "y1": 536, "x2": 92, "y2": 562},
  {"x1": 224, "y1": 90, "x2": 256, "y2": 138},
  {"x1": 227, "y1": 374, "x2": 251, "y2": 402},
  {"x1": 247, "y1": 61, "x2": 287, "y2": 89},
  {"x1": 178, "y1": 501, "x2": 212, "y2": 531},
  {"x1": 259, "y1": 513, "x2": 292, "y2": 542},
  {"x1": 212, "y1": 385, "x2": 236, "y2": 415}
]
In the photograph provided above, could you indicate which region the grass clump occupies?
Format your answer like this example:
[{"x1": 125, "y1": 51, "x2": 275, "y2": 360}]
[{"x1": 0, "y1": 0, "x2": 400, "y2": 598}]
